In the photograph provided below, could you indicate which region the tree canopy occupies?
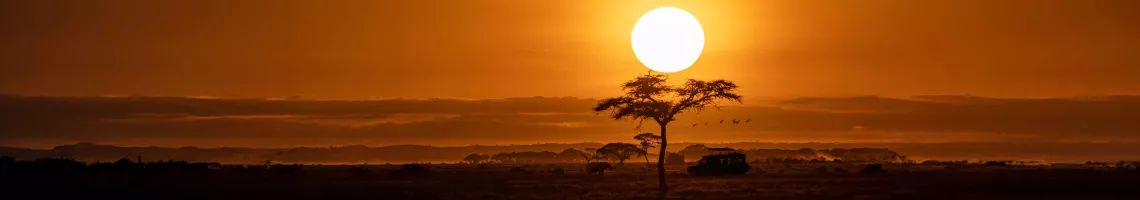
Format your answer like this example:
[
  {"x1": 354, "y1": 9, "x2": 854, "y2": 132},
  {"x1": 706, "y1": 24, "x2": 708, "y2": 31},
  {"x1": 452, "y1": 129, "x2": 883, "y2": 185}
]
[
  {"x1": 596, "y1": 143, "x2": 642, "y2": 164},
  {"x1": 593, "y1": 74, "x2": 741, "y2": 125}
]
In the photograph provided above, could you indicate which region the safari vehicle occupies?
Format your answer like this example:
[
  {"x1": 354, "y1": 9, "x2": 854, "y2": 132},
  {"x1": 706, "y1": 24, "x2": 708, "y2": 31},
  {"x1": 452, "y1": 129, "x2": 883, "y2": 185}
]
[{"x1": 687, "y1": 147, "x2": 750, "y2": 176}]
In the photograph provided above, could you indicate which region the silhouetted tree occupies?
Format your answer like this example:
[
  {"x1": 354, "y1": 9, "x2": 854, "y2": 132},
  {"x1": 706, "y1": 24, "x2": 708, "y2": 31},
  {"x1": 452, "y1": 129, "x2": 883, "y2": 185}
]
[
  {"x1": 582, "y1": 148, "x2": 603, "y2": 163},
  {"x1": 558, "y1": 148, "x2": 584, "y2": 163},
  {"x1": 594, "y1": 74, "x2": 741, "y2": 196},
  {"x1": 677, "y1": 144, "x2": 711, "y2": 158},
  {"x1": 597, "y1": 143, "x2": 641, "y2": 164},
  {"x1": 462, "y1": 154, "x2": 489, "y2": 164},
  {"x1": 490, "y1": 152, "x2": 513, "y2": 164},
  {"x1": 633, "y1": 132, "x2": 662, "y2": 169}
]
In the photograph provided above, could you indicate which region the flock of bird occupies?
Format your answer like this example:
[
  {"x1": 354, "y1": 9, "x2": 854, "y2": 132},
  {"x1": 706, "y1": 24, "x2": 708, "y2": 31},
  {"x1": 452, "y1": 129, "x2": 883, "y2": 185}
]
[{"x1": 693, "y1": 118, "x2": 750, "y2": 127}]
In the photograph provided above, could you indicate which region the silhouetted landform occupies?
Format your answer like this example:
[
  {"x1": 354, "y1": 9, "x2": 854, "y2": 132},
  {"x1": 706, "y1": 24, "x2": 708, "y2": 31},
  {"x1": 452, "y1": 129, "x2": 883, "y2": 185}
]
[
  {"x1": 465, "y1": 145, "x2": 907, "y2": 167},
  {"x1": 677, "y1": 142, "x2": 1140, "y2": 163},
  {"x1": 0, "y1": 156, "x2": 308, "y2": 175},
  {"x1": 687, "y1": 151, "x2": 750, "y2": 176},
  {"x1": 6, "y1": 94, "x2": 1140, "y2": 149},
  {"x1": 1, "y1": 143, "x2": 906, "y2": 164},
  {"x1": 462, "y1": 147, "x2": 686, "y2": 165},
  {"x1": 3, "y1": 156, "x2": 1140, "y2": 199},
  {"x1": 2, "y1": 143, "x2": 620, "y2": 164},
  {"x1": 5, "y1": 142, "x2": 1140, "y2": 164},
  {"x1": 677, "y1": 144, "x2": 907, "y2": 162}
]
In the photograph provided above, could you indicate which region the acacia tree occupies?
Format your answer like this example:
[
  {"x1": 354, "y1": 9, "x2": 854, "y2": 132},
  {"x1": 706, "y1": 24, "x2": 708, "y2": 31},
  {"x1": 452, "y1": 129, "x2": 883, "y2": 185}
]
[
  {"x1": 462, "y1": 153, "x2": 489, "y2": 164},
  {"x1": 597, "y1": 143, "x2": 641, "y2": 164},
  {"x1": 490, "y1": 152, "x2": 514, "y2": 164},
  {"x1": 594, "y1": 74, "x2": 741, "y2": 196},
  {"x1": 558, "y1": 148, "x2": 584, "y2": 163},
  {"x1": 633, "y1": 133, "x2": 662, "y2": 169},
  {"x1": 581, "y1": 148, "x2": 603, "y2": 163}
]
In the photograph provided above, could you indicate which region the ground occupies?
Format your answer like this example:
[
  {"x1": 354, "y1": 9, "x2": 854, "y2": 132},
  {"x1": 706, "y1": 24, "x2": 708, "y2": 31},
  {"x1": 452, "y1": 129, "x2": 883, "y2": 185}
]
[{"x1": 3, "y1": 163, "x2": 1138, "y2": 199}]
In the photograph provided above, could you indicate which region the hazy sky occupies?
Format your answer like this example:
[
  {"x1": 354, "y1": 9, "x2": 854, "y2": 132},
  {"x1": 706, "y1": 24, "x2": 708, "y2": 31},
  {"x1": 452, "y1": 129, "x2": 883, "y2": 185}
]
[
  {"x1": 3, "y1": 0, "x2": 1138, "y2": 99},
  {"x1": 4, "y1": 95, "x2": 1140, "y2": 148}
]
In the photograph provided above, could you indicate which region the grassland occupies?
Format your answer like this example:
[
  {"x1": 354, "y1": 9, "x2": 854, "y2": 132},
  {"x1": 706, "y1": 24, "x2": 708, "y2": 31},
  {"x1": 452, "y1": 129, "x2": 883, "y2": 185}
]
[{"x1": 3, "y1": 162, "x2": 1138, "y2": 200}]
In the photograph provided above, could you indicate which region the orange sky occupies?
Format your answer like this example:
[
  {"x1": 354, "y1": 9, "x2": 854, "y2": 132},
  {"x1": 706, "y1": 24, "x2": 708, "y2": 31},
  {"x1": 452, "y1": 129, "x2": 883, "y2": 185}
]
[
  {"x1": 2, "y1": 0, "x2": 1139, "y2": 99},
  {"x1": 4, "y1": 95, "x2": 1140, "y2": 148}
]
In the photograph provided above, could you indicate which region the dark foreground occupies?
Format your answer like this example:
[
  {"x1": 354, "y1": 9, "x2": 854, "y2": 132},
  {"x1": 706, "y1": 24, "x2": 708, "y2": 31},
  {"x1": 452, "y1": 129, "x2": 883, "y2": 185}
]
[{"x1": 3, "y1": 163, "x2": 1139, "y2": 200}]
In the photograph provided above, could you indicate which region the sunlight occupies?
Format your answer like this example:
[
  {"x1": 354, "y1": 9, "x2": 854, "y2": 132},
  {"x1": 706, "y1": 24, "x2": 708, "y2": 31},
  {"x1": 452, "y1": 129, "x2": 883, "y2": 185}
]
[{"x1": 631, "y1": 7, "x2": 705, "y2": 73}]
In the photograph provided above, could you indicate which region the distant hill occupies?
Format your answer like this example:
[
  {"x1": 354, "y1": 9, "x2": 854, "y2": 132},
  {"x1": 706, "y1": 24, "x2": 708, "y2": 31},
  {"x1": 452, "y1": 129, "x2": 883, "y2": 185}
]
[
  {"x1": 2, "y1": 142, "x2": 614, "y2": 164},
  {"x1": 3, "y1": 142, "x2": 1140, "y2": 164},
  {"x1": 3, "y1": 142, "x2": 906, "y2": 164}
]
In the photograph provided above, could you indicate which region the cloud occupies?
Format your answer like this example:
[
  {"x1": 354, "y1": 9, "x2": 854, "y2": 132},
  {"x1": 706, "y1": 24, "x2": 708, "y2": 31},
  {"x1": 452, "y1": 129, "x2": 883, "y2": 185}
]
[
  {"x1": 766, "y1": 95, "x2": 1140, "y2": 137},
  {"x1": 2, "y1": 94, "x2": 1139, "y2": 147}
]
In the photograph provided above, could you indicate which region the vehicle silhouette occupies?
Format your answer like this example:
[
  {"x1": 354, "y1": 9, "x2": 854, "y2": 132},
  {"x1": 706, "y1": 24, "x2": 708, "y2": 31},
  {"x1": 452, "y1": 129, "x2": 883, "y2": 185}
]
[{"x1": 687, "y1": 148, "x2": 750, "y2": 176}]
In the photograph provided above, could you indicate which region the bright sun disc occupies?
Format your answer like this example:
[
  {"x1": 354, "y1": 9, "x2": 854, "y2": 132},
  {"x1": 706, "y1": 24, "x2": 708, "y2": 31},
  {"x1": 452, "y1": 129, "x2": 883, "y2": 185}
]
[{"x1": 631, "y1": 7, "x2": 705, "y2": 73}]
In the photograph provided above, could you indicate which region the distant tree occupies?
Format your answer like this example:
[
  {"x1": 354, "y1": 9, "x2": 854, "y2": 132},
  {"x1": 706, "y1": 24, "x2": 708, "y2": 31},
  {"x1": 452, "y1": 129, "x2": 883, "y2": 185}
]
[
  {"x1": 558, "y1": 148, "x2": 583, "y2": 163},
  {"x1": 634, "y1": 133, "x2": 662, "y2": 168},
  {"x1": 597, "y1": 143, "x2": 641, "y2": 164},
  {"x1": 677, "y1": 144, "x2": 711, "y2": 158},
  {"x1": 681, "y1": 144, "x2": 708, "y2": 151},
  {"x1": 581, "y1": 148, "x2": 603, "y2": 164},
  {"x1": 490, "y1": 153, "x2": 514, "y2": 164},
  {"x1": 463, "y1": 154, "x2": 479, "y2": 164},
  {"x1": 594, "y1": 74, "x2": 741, "y2": 196},
  {"x1": 462, "y1": 154, "x2": 489, "y2": 164},
  {"x1": 478, "y1": 154, "x2": 491, "y2": 163}
]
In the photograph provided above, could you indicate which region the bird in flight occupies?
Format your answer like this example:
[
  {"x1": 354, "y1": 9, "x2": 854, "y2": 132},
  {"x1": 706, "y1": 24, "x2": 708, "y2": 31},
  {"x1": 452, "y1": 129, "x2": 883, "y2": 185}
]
[
  {"x1": 732, "y1": 119, "x2": 740, "y2": 124},
  {"x1": 745, "y1": 119, "x2": 751, "y2": 122},
  {"x1": 719, "y1": 120, "x2": 725, "y2": 124},
  {"x1": 692, "y1": 124, "x2": 698, "y2": 127}
]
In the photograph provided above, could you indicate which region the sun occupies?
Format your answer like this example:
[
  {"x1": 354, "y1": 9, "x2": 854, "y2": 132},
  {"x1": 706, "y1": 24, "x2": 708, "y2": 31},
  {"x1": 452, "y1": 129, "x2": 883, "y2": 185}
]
[{"x1": 631, "y1": 7, "x2": 705, "y2": 73}]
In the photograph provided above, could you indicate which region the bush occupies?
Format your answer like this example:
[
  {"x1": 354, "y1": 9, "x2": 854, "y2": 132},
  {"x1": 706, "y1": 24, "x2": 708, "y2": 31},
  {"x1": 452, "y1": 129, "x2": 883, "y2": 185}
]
[
  {"x1": 984, "y1": 161, "x2": 1009, "y2": 166},
  {"x1": 392, "y1": 164, "x2": 430, "y2": 177},
  {"x1": 857, "y1": 164, "x2": 887, "y2": 174}
]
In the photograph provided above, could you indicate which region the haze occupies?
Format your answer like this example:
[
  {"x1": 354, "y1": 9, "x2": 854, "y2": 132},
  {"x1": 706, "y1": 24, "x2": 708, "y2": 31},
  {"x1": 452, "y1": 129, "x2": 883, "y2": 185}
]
[{"x1": 1, "y1": 0, "x2": 1139, "y2": 148}]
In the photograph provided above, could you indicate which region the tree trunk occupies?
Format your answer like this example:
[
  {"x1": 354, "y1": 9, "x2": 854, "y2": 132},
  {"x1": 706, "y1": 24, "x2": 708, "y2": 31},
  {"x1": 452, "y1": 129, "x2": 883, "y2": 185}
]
[
  {"x1": 644, "y1": 153, "x2": 651, "y2": 170},
  {"x1": 657, "y1": 123, "x2": 668, "y2": 198}
]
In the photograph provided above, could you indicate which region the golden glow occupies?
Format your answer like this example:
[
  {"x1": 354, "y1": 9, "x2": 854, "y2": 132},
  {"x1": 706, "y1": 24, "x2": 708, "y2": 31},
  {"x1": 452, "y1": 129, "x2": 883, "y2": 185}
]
[{"x1": 631, "y1": 7, "x2": 705, "y2": 73}]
